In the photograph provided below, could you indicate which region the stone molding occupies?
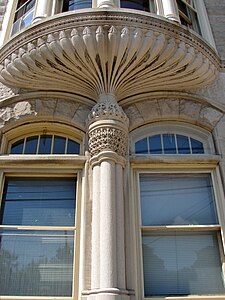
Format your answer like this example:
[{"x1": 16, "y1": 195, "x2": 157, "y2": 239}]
[{"x1": 0, "y1": 10, "x2": 220, "y2": 102}]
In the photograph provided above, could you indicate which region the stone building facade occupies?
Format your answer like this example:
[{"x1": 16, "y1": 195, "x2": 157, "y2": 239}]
[{"x1": 0, "y1": 1, "x2": 225, "y2": 300}]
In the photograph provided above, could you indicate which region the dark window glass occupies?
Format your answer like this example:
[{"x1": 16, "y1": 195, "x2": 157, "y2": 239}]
[
  {"x1": 135, "y1": 138, "x2": 148, "y2": 154},
  {"x1": 11, "y1": 135, "x2": 80, "y2": 155},
  {"x1": 10, "y1": 139, "x2": 24, "y2": 154},
  {"x1": 120, "y1": 0, "x2": 150, "y2": 12},
  {"x1": 140, "y1": 174, "x2": 218, "y2": 226},
  {"x1": 62, "y1": 0, "x2": 92, "y2": 11},
  {"x1": 38, "y1": 135, "x2": 52, "y2": 154},
  {"x1": 163, "y1": 134, "x2": 176, "y2": 154},
  {"x1": 149, "y1": 135, "x2": 162, "y2": 154},
  {"x1": 1, "y1": 178, "x2": 76, "y2": 226},
  {"x1": 191, "y1": 138, "x2": 204, "y2": 154},
  {"x1": 53, "y1": 136, "x2": 66, "y2": 154},
  {"x1": 177, "y1": 134, "x2": 190, "y2": 154},
  {"x1": 24, "y1": 136, "x2": 38, "y2": 154},
  {"x1": 67, "y1": 139, "x2": 80, "y2": 154}
]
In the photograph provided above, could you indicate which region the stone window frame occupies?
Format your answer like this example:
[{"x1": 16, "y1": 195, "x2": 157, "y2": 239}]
[
  {"x1": 130, "y1": 122, "x2": 215, "y2": 155},
  {"x1": 0, "y1": 161, "x2": 84, "y2": 299},
  {"x1": 1, "y1": 122, "x2": 85, "y2": 155},
  {"x1": 130, "y1": 162, "x2": 225, "y2": 300}
]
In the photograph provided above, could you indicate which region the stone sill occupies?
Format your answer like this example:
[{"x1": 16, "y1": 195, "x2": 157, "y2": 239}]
[
  {"x1": 0, "y1": 154, "x2": 87, "y2": 169},
  {"x1": 130, "y1": 154, "x2": 220, "y2": 168}
]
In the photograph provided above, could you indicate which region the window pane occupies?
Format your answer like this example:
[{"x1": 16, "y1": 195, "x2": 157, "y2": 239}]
[
  {"x1": 53, "y1": 136, "x2": 66, "y2": 154},
  {"x1": 135, "y1": 138, "x2": 148, "y2": 154},
  {"x1": 149, "y1": 135, "x2": 162, "y2": 154},
  {"x1": 120, "y1": 0, "x2": 150, "y2": 12},
  {"x1": 0, "y1": 229, "x2": 74, "y2": 296},
  {"x1": 191, "y1": 138, "x2": 204, "y2": 154},
  {"x1": 177, "y1": 134, "x2": 191, "y2": 154},
  {"x1": 24, "y1": 136, "x2": 38, "y2": 154},
  {"x1": 20, "y1": 8, "x2": 34, "y2": 30},
  {"x1": 163, "y1": 134, "x2": 176, "y2": 154},
  {"x1": 67, "y1": 139, "x2": 80, "y2": 154},
  {"x1": 38, "y1": 135, "x2": 52, "y2": 154},
  {"x1": 10, "y1": 139, "x2": 24, "y2": 154},
  {"x1": 1, "y1": 178, "x2": 76, "y2": 226},
  {"x1": 63, "y1": 0, "x2": 92, "y2": 11},
  {"x1": 143, "y1": 232, "x2": 225, "y2": 296},
  {"x1": 140, "y1": 174, "x2": 218, "y2": 226}
]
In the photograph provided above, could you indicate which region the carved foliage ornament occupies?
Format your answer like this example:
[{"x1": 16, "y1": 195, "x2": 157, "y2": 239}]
[
  {"x1": 88, "y1": 94, "x2": 129, "y2": 125},
  {"x1": 89, "y1": 127, "x2": 127, "y2": 157}
]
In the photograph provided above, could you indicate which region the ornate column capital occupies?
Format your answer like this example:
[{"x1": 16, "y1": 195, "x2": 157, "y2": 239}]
[{"x1": 87, "y1": 94, "x2": 129, "y2": 157}]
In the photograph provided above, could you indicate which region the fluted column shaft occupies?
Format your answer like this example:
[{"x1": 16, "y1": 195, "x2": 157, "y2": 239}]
[
  {"x1": 84, "y1": 93, "x2": 131, "y2": 300},
  {"x1": 32, "y1": 0, "x2": 53, "y2": 23},
  {"x1": 97, "y1": 0, "x2": 116, "y2": 8},
  {"x1": 161, "y1": 0, "x2": 180, "y2": 22}
]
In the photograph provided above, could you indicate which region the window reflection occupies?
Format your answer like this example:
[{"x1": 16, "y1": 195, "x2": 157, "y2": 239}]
[{"x1": 10, "y1": 134, "x2": 80, "y2": 155}]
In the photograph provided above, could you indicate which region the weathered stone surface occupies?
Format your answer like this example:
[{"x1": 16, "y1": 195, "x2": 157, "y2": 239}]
[
  {"x1": 124, "y1": 98, "x2": 224, "y2": 130},
  {"x1": 195, "y1": 73, "x2": 225, "y2": 105},
  {"x1": 35, "y1": 99, "x2": 57, "y2": 117},
  {"x1": 0, "y1": 98, "x2": 91, "y2": 130},
  {"x1": 204, "y1": 0, "x2": 225, "y2": 60},
  {"x1": 123, "y1": 105, "x2": 144, "y2": 130},
  {"x1": 0, "y1": 101, "x2": 35, "y2": 127},
  {"x1": 54, "y1": 100, "x2": 80, "y2": 121},
  {"x1": 0, "y1": 83, "x2": 15, "y2": 100},
  {"x1": 199, "y1": 106, "x2": 223, "y2": 127},
  {"x1": 0, "y1": 0, "x2": 7, "y2": 30},
  {"x1": 158, "y1": 99, "x2": 180, "y2": 117},
  {"x1": 72, "y1": 104, "x2": 91, "y2": 128},
  {"x1": 180, "y1": 100, "x2": 202, "y2": 121},
  {"x1": 135, "y1": 100, "x2": 161, "y2": 122}
]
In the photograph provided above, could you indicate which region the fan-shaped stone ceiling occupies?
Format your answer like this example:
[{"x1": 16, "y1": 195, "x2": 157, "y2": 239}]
[{"x1": 0, "y1": 10, "x2": 220, "y2": 103}]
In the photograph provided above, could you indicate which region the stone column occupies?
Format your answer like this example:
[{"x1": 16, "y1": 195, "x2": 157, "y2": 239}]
[
  {"x1": 32, "y1": 0, "x2": 53, "y2": 23},
  {"x1": 97, "y1": 0, "x2": 116, "y2": 8},
  {"x1": 161, "y1": 0, "x2": 180, "y2": 22},
  {"x1": 84, "y1": 93, "x2": 131, "y2": 300}
]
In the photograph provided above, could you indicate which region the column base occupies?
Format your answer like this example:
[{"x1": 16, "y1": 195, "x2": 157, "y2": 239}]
[
  {"x1": 82, "y1": 288, "x2": 132, "y2": 300},
  {"x1": 85, "y1": 295, "x2": 130, "y2": 300}
]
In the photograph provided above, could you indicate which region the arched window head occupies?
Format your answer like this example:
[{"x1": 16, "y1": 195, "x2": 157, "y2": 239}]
[
  {"x1": 10, "y1": 134, "x2": 80, "y2": 155},
  {"x1": 131, "y1": 123, "x2": 215, "y2": 155},
  {"x1": 2, "y1": 123, "x2": 83, "y2": 155}
]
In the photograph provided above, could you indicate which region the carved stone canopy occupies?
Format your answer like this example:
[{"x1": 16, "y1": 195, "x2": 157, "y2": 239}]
[{"x1": 0, "y1": 10, "x2": 220, "y2": 103}]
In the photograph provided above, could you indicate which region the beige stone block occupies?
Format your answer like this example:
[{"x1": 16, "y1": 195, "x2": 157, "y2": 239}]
[
  {"x1": 135, "y1": 100, "x2": 161, "y2": 122},
  {"x1": 123, "y1": 104, "x2": 144, "y2": 130},
  {"x1": 72, "y1": 104, "x2": 91, "y2": 128},
  {"x1": 54, "y1": 99, "x2": 80, "y2": 121},
  {"x1": 35, "y1": 99, "x2": 57, "y2": 117},
  {"x1": 179, "y1": 100, "x2": 202, "y2": 121},
  {"x1": 195, "y1": 73, "x2": 225, "y2": 105},
  {"x1": 158, "y1": 99, "x2": 180, "y2": 117},
  {"x1": 199, "y1": 106, "x2": 223, "y2": 127}
]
